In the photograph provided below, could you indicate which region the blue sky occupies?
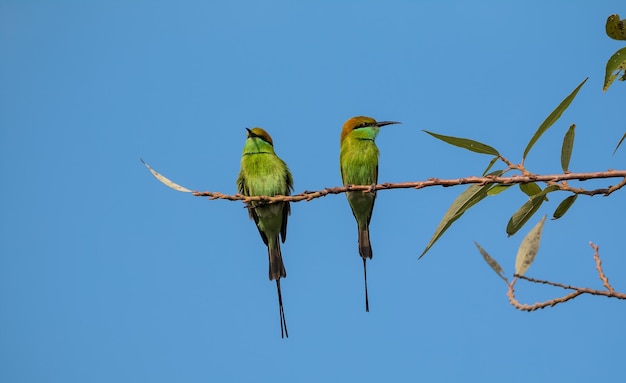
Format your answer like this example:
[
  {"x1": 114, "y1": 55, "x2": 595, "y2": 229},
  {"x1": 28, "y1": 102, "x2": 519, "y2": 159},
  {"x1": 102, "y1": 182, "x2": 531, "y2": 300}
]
[{"x1": 1, "y1": 1, "x2": 625, "y2": 382}]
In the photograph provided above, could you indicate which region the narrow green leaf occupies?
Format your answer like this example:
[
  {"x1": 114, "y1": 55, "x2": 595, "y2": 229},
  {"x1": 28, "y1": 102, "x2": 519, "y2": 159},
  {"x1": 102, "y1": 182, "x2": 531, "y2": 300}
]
[
  {"x1": 561, "y1": 124, "x2": 575, "y2": 172},
  {"x1": 605, "y1": 14, "x2": 626, "y2": 40},
  {"x1": 613, "y1": 132, "x2": 626, "y2": 155},
  {"x1": 474, "y1": 242, "x2": 508, "y2": 283},
  {"x1": 507, "y1": 197, "x2": 543, "y2": 237},
  {"x1": 141, "y1": 158, "x2": 192, "y2": 192},
  {"x1": 506, "y1": 185, "x2": 559, "y2": 236},
  {"x1": 487, "y1": 184, "x2": 512, "y2": 196},
  {"x1": 420, "y1": 171, "x2": 504, "y2": 258},
  {"x1": 420, "y1": 185, "x2": 488, "y2": 258},
  {"x1": 482, "y1": 156, "x2": 499, "y2": 175},
  {"x1": 515, "y1": 216, "x2": 547, "y2": 276},
  {"x1": 519, "y1": 182, "x2": 542, "y2": 197},
  {"x1": 423, "y1": 131, "x2": 500, "y2": 156},
  {"x1": 552, "y1": 194, "x2": 577, "y2": 220},
  {"x1": 523, "y1": 78, "x2": 587, "y2": 160},
  {"x1": 603, "y1": 47, "x2": 626, "y2": 92}
]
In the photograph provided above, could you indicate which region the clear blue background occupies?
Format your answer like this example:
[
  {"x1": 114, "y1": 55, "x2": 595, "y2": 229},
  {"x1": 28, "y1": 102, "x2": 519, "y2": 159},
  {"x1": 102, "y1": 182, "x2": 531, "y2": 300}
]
[{"x1": 1, "y1": 1, "x2": 625, "y2": 382}]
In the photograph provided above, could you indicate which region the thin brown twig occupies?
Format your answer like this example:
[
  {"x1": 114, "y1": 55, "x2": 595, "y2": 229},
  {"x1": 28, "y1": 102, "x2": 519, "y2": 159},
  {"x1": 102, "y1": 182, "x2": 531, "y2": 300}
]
[
  {"x1": 591, "y1": 243, "x2": 614, "y2": 293},
  {"x1": 507, "y1": 277, "x2": 585, "y2": 311},
  {"x1": 497, "y1": 156, "x2": 517, "y2": 169},
  {"x1": 514, "y1": 275, "x2": 586, "y2": 291},
  {"x1": 507, "y1": 243, "x2": 626, "y2": 311},
  {"x1": 607, "y1": 176, "x2": 626, "y2": 195}
]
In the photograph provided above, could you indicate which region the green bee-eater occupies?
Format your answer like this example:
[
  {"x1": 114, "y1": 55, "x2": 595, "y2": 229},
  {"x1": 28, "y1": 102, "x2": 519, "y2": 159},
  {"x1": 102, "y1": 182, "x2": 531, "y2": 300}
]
[
  {"x1": 237, "y1": 127, "x2": 294, "y2": 338},
  {"x1": 340, "y1": 116, "x2": 400, "y2": 312}
]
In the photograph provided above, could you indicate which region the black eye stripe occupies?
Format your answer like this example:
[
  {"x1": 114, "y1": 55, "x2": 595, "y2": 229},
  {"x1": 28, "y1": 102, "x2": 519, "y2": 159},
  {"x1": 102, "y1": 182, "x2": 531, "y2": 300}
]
[{"x1": 355, "y1": 122, "x2": 374, "y2": 129}]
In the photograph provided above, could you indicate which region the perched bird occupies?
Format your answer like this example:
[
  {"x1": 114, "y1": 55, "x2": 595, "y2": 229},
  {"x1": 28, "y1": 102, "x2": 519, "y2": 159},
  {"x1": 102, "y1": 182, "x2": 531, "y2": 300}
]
[
  {"x1": 339, "y1": 116, "x2": 400, "y2": 312},
  {"x1": 237, "y1": 127, "x2": 294, "y2": 338}
]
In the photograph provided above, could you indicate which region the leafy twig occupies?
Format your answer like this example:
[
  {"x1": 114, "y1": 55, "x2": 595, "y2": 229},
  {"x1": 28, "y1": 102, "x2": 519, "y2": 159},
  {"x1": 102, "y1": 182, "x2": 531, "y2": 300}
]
[
  {"x1": 184, "y1": 170, "x2": 626, "y2": 204},
  {"x1": 507, "y1": 242, "x2": 626, "y2": 311}
]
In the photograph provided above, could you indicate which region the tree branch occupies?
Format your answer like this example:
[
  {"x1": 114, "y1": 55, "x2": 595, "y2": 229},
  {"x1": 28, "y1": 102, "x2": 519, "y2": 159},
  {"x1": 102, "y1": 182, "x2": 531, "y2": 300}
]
[{"x1": 191, "y1": 169, "x2": 626, "y2": 203}]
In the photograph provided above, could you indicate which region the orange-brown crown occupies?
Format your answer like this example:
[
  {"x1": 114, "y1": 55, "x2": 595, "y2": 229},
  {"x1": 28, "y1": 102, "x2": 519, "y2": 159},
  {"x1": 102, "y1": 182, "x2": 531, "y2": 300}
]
[
  {"x1": 246, "y1": 127, "x2": 273, "y2": 146},
  {"x1": 340, "y1": 116, "x2": 378, "y2": 142}
]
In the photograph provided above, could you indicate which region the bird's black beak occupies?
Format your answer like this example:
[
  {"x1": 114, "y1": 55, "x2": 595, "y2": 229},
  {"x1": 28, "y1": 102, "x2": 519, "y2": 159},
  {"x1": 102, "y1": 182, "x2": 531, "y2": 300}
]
[
  {"x1": 376, "y1": 121, "x2": 401, "y2": 127},
  {"x1": 245, "y1": 128, "x2": 256, "y2": 138}
]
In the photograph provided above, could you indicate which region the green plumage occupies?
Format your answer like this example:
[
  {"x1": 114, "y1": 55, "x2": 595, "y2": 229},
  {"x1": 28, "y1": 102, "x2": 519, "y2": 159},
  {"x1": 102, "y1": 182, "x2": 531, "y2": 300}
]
[
  {"x1": 237, "y1": 128, "x2": 293, "y2": 279},
  {"x1": 340, "y1": 126, "x2": 380, "y2": 260},
  {"x1": 339, "y1": 116, "x2": 400, "y2": 312},
  {"x1": 237, "y1": 127, "x2": 293, "y2": 338}
]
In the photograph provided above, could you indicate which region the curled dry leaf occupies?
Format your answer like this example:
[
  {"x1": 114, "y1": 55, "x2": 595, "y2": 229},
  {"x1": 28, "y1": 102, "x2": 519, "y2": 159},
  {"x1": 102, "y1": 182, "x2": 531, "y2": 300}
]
[
  {"x1": 141, "y1": 158, "x2": 192, "y2": 193},
  {"x1": 605, "y1": 14, "x2": 626, "y2": 40},
  {"x1": 603, "y1": 47, "x2": 626, "y2": 92}
]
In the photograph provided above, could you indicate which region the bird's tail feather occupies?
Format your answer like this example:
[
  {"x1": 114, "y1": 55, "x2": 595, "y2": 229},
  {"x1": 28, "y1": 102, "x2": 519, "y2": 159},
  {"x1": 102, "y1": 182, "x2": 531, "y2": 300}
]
[
  {"x1": 269, "y1": 240, "x2": 288, "y2": 337},
  {"x1": 362, "y1": 258, "x2": 369, "y2": 312},
  {"x1": 268, "y1": 240, "x2": 287, "y2": 280},
  {"x1": 358, "y1": 227, "x2": 373, "y2": 259},
  {"x1": 276, "y1": 279, "x2": 288, "y2": 338},
  {"x1": 358, "y1": 227, "x2": 372, "y2": 312}
]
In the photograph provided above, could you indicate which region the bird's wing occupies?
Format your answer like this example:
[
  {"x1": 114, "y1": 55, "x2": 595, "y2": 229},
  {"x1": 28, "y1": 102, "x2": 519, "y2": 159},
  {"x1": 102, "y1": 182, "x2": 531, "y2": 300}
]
[
  {"x1": 280, "y1": 170, "x2": 293, "y2": 243},
  {"x1": 238, "y1": 171, "x2": 270, "y2": 245},
  {"x1": 365, "y1": 164, "x2": 378, "y2": 226},
  {"x1": 252, "y1": 208, "x2": 269, "y2": 246}
]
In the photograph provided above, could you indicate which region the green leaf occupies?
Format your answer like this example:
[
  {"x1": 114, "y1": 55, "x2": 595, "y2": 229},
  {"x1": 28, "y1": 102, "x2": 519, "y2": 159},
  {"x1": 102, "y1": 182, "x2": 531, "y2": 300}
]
[
  {"x1": 141, "y1": 158, "x2": 192, "y2": 192},
  {"x1": 561, "y1": 124, "x2": 575, "y2": 172},
  {"x1": 523, "y1": 78, "x2": 587, "y2": 161},
  {"x1": 613, "y1": 132, "x2": 626, "y2": 155},
  {"x1": 423, "y1": 131, "x2": 500, "y2": 156},
  {"x1": 606, "y1": 14, "x2": 626, "y2": 40},
  {"x1": 482, "y1": 156, "x2": 499, "y2": 175},
  {"x1": 603, "y1": 47, "x2": 626, "y2": 92},
  {"x1": 552, "y1": 194, "x2": 577, "y2": 220},
  {"x1": 420, "y1": 170, "x2": 504, "y2": 258},
  {"x1": 487, "y1": 184, "x2": 512, "y2": 196},
  {"x1": 506, "y1": 185, "x2": 559, "y2": 236},
  {"x1": 420, "y1": 184, "x2": 488, "y2": 258},
  {"x1": 474, "y1": 242, "x2": 508, "y2": 283},
  {"x1": 507, "y1": 197, "x2": 544, "y2": 237},
  {"x1": 515, "y1": 216, "x2": 547, "y2": 276},
  {"x1": 519, "y1": 182, "x2": 542, "y2": 197}
]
